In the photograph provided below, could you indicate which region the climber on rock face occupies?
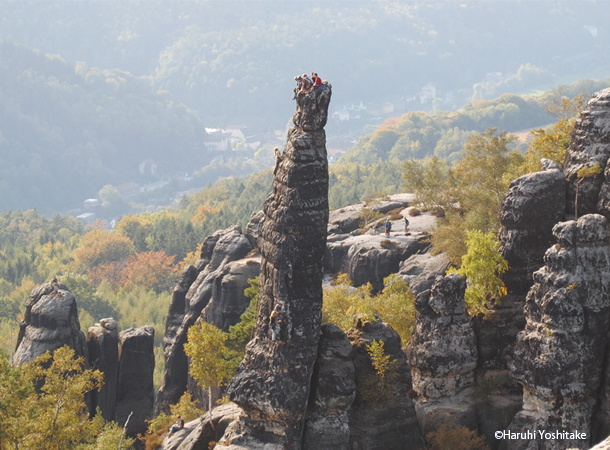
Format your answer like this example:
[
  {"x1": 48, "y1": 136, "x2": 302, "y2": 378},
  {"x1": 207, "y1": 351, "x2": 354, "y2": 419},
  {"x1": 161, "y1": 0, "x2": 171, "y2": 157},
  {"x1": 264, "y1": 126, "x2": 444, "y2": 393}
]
[{"x1": 274, "y1": 147, "x2": 283, "y2": 174}]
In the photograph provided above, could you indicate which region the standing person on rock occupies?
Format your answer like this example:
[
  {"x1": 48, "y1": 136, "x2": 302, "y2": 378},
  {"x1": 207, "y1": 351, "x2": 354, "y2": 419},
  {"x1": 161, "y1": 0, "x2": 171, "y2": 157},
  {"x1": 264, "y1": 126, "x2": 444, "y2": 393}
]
[
  {"x1": 404, "y1": 216, "x2": 410, "y2": 236},
  {"x1": 384, "y1": 218, "x2": 392, "y2": 237}
]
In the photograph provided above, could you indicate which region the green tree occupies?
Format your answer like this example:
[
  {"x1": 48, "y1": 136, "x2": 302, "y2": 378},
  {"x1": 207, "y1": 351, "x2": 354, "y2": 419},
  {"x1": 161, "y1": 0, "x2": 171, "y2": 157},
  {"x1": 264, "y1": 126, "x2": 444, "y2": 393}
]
[
  {"x1": 403, "y1": 157, "x2": 456, "y2": 212},
  {"x1": 184, "y1": 320, "x2": 234, "y2": 411},
  {"x1": 450, "y1": 231, "x2": 508, "y2": 316}
]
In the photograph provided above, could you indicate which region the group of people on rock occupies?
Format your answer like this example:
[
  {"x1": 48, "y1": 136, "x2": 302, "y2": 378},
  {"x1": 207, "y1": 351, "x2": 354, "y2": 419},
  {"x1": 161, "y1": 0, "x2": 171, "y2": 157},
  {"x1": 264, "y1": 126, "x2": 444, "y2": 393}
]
[{"x1": 293, "y1": 72, "x2": 324, "y2": 98}]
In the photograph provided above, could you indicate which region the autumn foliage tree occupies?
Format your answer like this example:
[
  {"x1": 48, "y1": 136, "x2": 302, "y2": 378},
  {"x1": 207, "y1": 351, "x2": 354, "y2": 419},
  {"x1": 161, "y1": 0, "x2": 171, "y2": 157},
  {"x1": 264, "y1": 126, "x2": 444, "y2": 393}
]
[
  {"x1": 122, "y1": 251, "x2": 179, "y2": 293},
  {"x1": 74, "y1": 223, "x2": 135, "y2": 269}
]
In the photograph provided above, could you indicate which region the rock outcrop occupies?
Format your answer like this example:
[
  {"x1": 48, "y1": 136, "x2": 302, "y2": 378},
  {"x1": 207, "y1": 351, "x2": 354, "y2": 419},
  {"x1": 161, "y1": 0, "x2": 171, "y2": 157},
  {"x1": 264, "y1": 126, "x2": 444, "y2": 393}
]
[
  {"x1": 564, "y1": 88, "x2": 610, "y2": 217},
  {"x1": 87, "y1": 318, "x2": 119, "y2": 421},
  {"x1": 116, "y1": 325, "x2": 155, "y2": 437},
  {"x1": 326, "y1": 233, "x2": 430, "y2": 292},
  {"x1": 406, "y1": 274, "x2": 478, "y2": 436},
  {"x1": 507, "y1": 214, "x2": 610, "y2": 450},
  {"x1": 13, "y1": 281, "x2": 88, "y2": 366},
  {"x1": 302, "y1": 324, "x2": 356, "y2": 450},
  {"x1": 226, "y1": 84, "x2": 332, "y2": 448},
  {"x1": 156, "y1": 225, "x2": 256, "y2": 413},
  {"x1": 347, "y1": 317, "x2": 423, "y2": 449},
  {"x1": 479, "y1": 165, "x2": 566, "y2": 373}
]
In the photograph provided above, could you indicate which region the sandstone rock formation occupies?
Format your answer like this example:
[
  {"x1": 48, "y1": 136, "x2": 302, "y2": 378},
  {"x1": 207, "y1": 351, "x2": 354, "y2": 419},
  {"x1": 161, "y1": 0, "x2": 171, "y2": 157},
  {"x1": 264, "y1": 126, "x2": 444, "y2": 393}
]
[
  {"x1": 347, "y1": 317, "x2": 423, "y2": 449},
  {"x1": 564, "y1": 88, "x2": 610, "y2": 217},
  {"x1": 507, "y1": 214, "x2": 610, "y2": 450},
  {"x1": 13, "y1": 281, "x2": 89, "y2": 366},
  {"x1": 406, "y1": 274, "x2": 478, "y2": 436},
  {"x1": 87, "y1": 318, "x2": 119, "y2": 421},
  {"x1": 326, "y1": 233, "x2": 429, "y2": 292},
  {"x1": 116, "y1": 325, "x2": 155, "y2": 437},
  {"x1": 156, "y1": 225, "x2": 257, "y2": 413},
  {"x1": 302, "y1": 324, "x2": 356, "y2": 450},
  {"x1": 226, "y1": 84, "x2": 332, "y2": 448},
  {"x1": 398, "y1": 252, "x2": 451, "y2": 297}
]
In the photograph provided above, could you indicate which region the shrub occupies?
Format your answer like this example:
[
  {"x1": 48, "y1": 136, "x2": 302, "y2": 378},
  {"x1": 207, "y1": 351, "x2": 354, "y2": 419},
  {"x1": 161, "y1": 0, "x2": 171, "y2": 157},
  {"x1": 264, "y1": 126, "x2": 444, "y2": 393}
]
[
  {"x1": 425, "y1": 420, "x2": 490, "y2": 450},
  {"x1": 431, "y1": 206, "x2": 445, "y2": 218},
  {"x1": 409, "y1": 208, "x2": 421, "y2": 216},
  {"x1": 380, "y1": 239, "x2": 396, "y2": 249}
]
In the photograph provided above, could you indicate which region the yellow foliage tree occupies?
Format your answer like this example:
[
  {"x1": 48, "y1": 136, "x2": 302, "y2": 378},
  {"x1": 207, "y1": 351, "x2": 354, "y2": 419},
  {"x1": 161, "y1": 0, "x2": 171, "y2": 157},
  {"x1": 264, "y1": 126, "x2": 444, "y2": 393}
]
[
  {"x1": 322, "y1": 273, "x2": 416, "y2": 345},
  {"x1": 184, "y1": 320, "x2": 234, "y2": 411}
]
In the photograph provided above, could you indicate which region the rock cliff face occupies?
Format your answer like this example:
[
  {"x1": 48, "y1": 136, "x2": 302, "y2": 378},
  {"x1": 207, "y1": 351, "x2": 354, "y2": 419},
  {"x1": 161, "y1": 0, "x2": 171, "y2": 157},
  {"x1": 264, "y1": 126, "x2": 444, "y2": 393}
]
[
  {"x1": 302, "y1": 324, "x2": 355, "y2": 450},
  {"x1": 407, "y1": 274, "x2": 478, "y2": 436},
  {"x1": 156, "y1": 225, "x2": 256, "y2": 413},
  {"x1": 347, "y1": 317, "x2": 423, "y2": 449},
  {"x1": 479, "y1": 164, "x2": 566, "y2": 373},
  {"x1": 13, "y1": 281, "x2": 88, "y2": 366},
  {"x1": 116, "y1": 326, "x2": 155, "y2": 437},
  {"x1": 564, "y1": 88, "x2": 610, "y2": 217},
  {"x1": 226, "y1": 85, "x2": 331, "y2": 448},
  {"x1": 506, "y1": 214, "x2": 610, "y2": 450},
  {"x1": 87, "y1": 318, "x2": 119, "y2": 421}
]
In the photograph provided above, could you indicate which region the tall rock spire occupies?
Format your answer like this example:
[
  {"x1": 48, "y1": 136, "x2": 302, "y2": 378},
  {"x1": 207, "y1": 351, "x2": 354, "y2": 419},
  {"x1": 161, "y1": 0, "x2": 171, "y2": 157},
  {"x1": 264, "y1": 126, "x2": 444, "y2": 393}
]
[{"x1": 227, "y1": 82, "x2": 332, "y2": 448}]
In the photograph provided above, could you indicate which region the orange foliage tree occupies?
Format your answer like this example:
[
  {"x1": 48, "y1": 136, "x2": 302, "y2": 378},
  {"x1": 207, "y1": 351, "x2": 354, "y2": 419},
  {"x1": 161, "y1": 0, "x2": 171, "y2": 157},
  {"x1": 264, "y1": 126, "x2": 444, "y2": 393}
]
[{"x1": 122, "y1": 251, "x2": 179, "y2": 293}]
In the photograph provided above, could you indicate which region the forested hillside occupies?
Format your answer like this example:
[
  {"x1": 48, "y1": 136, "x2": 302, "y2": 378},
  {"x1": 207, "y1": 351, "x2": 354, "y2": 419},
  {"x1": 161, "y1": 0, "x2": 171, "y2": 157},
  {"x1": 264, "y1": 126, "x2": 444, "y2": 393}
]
[
  {"x1": 0, "y1": 41, "x2": 212, "y2": 214},
  {"x1": 1, "y1": 1, "x2": 609, "y2": 129}
]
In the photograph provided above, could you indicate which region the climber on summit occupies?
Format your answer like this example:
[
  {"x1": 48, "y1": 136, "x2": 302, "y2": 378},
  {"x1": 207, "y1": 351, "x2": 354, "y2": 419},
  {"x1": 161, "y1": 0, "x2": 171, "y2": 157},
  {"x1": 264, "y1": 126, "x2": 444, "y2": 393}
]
[
  {"x1": 52, "y1": 277, "x2": 60, "y2": 294},
  {"x1": 301, "y1": 73, "x2": 313, "y2": 92},
  {"x1": 311, "y1": 72, "x2": 323, "y2": 88},
  {"x1": 292, "y1": 75, "x2": 303, "y2": 99}
]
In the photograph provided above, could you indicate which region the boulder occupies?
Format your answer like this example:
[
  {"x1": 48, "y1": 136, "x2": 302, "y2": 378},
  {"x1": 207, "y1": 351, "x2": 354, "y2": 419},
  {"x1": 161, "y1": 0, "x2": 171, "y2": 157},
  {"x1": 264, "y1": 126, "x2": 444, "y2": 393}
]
[
  {"x1": 116, "y1": 325, "x2": 155, "y2": 437},
  {"x1": 87, "y1": 318, "x2": 119, "y2": 421},
  {"x1": 13, "y1": 281, "x2": 88, "y2": 366}
]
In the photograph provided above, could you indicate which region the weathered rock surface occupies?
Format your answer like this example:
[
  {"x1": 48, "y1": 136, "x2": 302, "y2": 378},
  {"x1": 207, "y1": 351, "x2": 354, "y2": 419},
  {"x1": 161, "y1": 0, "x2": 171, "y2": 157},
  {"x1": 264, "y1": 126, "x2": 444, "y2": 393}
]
[
  {"x1": 227, "y1": 84, "x2": 331, "y2": 448},
  {"x1": 156, "y1": 225, "x2": 254, "y2": 413},
  {"x1": 302, "y1": 324, "x2": 356, "y2": 450},
  {"x1": 325, "y1": 233, "x2": 430, "y2": 292},
  {"x1": 406, "y1": 274, "x2": 478, "y2": 436},
  {"x1": 507, "y1": 214, "x2": 610, "y2": 450},
  {"x1": 398, "y1": 252, "x2": 451, "y2": 297},
  {"x1": 326, "y1": 195, "x2": 413, "y2": 235},
  {"x1": 347, "y1": 317, "x2": 423, "y2": 450},
  {"x1": 116, "y1": 325, "x2": 155, "y2": 437},
  {"x1": 564, "y1": 88, "x2": 610, "y2": 217},
  {"x1": 479, "y1": 166, "x2": 567, "y2": 424},
  {"x1": 160, "y1": 403, "x2": 244, "y2": 450},
  {"x1": 87, "y1": 318, "x2": 119, "y2": 421},
  {"x1": 13, "y1": 281, "x2": 88, "y2": 366}
]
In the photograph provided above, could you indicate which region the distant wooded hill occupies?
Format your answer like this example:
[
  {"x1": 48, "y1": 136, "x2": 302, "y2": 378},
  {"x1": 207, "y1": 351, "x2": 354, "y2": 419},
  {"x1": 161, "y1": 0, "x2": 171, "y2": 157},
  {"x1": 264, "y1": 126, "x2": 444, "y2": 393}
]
[
  {"x1": 1, "y1": 1, "x2": 609, "y2": 129},
  {"x1": 0, "y1": 41, "x2": 211, "y2": 214}
]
